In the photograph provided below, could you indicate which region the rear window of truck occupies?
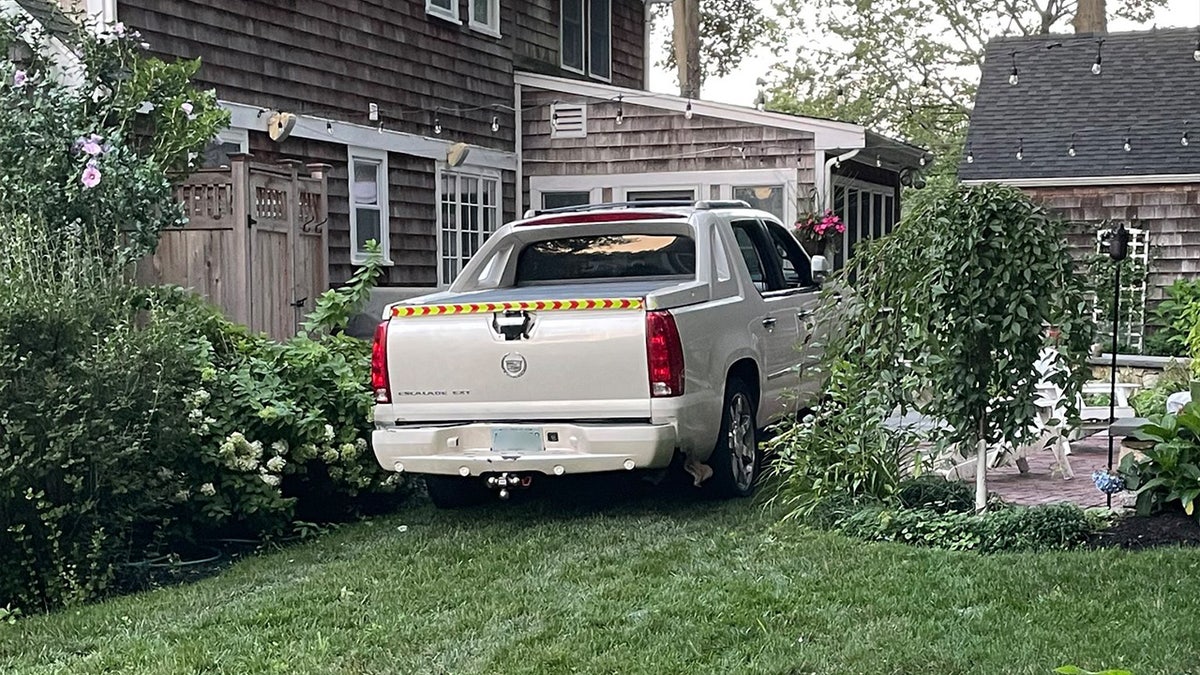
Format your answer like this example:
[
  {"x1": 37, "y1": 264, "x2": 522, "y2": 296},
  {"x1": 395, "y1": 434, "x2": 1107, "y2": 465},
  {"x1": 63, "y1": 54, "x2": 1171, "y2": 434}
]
[{"x1": 515, "y1": 234, "x2": 696, "y2": 284}]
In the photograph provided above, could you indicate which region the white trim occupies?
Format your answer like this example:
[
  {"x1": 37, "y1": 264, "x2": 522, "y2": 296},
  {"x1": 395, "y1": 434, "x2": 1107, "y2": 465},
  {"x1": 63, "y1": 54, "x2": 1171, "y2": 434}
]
[
  {"x1": 621, "y1": 184, "x2": 700, "y2": 201},
  {"x1": 425, "y1": 0, "x2": 459, "y2": 23},
  {"x1": 586, "y1": 0, "x2": 613, "y2": 82},
  {"x1": 348, "y1": 146, "x2": 392, "y2": 266},
  {"x1": 468, "y1": 0, "x2": 501, "y2": 37},
  {"x1": 537, "y1": 188, "x2": 601, "y2": 210},
  {"x1": 216, "y1": 127, "x2": 249, "y2": 153},
  {"x1": 85, "y1": 0, "x2": 117, "y2": 30},
  {"x1": 221, "y1": 100, "x2": 516, "y2": 171},
  {"x1": 514, "y1": 71, "x2": 867, "y2": 151},
  {"x1": 514, "y1": 83, "x2": 524, "y2": 217},
  {"x1": 962, "y1": 174, "x2": 1200, "y2": 188},
  {"x1": 559, "y1": 0, "x2": 586, "y2": 75}
]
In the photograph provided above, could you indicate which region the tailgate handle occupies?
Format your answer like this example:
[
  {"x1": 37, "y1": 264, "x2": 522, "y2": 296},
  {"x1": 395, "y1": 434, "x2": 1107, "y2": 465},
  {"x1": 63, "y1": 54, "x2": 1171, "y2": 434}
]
[{"x1": 493, "y1": 310, "x2": 534, "y2": 341}]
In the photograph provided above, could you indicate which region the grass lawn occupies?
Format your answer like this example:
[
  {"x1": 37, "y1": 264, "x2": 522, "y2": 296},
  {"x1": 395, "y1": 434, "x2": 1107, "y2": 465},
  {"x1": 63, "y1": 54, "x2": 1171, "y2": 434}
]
[{"x1": 3, "y1": 476, "x2": 1200, "y2": 675}]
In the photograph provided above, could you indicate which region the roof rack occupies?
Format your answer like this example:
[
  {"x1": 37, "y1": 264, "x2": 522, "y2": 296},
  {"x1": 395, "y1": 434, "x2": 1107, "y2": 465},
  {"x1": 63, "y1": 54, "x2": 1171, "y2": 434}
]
[{"x1": 522, "y1": 199, "x2": 752, "y2": 218}]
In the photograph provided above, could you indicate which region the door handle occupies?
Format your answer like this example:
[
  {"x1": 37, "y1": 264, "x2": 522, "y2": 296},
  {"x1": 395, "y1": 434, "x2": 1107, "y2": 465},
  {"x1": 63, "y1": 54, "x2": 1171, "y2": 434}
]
[{"x1": 762, "y1": 317, "x2": 777, "y2": 329}]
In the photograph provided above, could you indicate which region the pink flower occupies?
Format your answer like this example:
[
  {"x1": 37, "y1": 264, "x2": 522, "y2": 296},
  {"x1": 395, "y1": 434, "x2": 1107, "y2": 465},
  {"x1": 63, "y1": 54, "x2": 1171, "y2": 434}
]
[
  {"x1": 181, "y1": 101, "x2": 194, "y2": 115},
  {"x1": 111, "y1": 22, "x2": 126, "y2": 36},
  {"x1": 13, "y1": 70, "x2": 27, "y2": 87},
  {"x1": 81, "y1": 161, "x2": 101, "y2": 189}
]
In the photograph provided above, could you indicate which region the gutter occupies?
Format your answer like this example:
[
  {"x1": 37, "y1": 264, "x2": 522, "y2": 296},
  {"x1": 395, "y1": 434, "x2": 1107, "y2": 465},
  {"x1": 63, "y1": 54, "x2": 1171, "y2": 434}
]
[{"x1": 823, "y1": 149, "x2": 860, "y2": 207}]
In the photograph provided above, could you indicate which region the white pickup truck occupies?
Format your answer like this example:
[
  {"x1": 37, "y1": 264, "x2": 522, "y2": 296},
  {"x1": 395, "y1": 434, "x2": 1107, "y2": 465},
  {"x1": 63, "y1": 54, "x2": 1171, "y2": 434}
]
[{"x1": 370, "y1": 200, "x2": 829, "y2": 507}]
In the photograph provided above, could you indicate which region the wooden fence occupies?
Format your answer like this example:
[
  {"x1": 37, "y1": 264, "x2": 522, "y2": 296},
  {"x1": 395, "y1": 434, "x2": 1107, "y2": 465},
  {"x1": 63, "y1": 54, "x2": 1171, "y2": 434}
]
[{"x1": 137, "y1": 155, "x2": 330, "y2": 341}]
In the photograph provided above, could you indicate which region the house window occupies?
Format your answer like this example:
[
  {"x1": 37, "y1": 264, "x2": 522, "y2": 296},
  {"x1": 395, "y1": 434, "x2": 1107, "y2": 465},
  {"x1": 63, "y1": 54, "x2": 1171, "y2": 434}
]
[
  {"x1": 561, "y1": 0, "x2": 610, "y2": 79},
  {"x1": 349, "y1": 148, "x2": 389, "y2": 264},
  {"x1": 542, "y1": 191, "x2": 591, "y2": 210},
  {"x1": 440, "y1": 168, "x2": 500, "y2": 286},
  {"x1": 469, "y1": 0, "x2": 500, "y2": 36},
  {"x1": 626, "y1": 188, "x2": 695, "y2": 202},
  {"x1": 587, "y1": 0, "x2": 611, "y2": 80},
  {"x1": 200, "y1": 128, "x2": 248, "y2": 169},
  {"x1": 733, "y1": 185, "x2": 784, "y2": 221},
  {"x1": 426, "y1": 0, "x2": 458, "y2": 23}
]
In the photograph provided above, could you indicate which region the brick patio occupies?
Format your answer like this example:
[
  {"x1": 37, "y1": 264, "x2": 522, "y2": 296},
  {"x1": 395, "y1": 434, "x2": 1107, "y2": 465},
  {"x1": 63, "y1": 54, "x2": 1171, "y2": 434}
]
[{"x1": 985, "y1": 432, "x2": 1127, "y2": 508}]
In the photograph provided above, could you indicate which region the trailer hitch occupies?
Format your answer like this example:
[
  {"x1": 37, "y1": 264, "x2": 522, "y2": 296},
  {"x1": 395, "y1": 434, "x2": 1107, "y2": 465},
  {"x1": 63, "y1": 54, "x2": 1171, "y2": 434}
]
[{"x1": 485, "y1": 472, "x2": 533, "y2": 499}]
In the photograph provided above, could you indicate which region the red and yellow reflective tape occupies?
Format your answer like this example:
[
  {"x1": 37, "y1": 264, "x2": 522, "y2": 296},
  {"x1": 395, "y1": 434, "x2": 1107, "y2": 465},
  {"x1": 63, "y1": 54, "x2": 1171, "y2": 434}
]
[{"x1": 391, "y1": 298, "x2": 644, "y2": 318}]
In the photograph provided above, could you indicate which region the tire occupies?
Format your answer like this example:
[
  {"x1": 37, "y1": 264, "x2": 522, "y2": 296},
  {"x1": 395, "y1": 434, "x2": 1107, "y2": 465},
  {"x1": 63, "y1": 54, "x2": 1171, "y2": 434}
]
[
  {"x1": 705, "y1": 378, "x2": 760, "y2": 499},
  {"x1": 424, "y1": 475, "x2": 490, "y2": 509}
]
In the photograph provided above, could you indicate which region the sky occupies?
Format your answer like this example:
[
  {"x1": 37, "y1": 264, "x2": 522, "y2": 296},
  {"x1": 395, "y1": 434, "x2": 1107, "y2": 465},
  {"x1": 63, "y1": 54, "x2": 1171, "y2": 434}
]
[{"x1": 648, "y1": 0, "x2": 1200, "y2": 106}]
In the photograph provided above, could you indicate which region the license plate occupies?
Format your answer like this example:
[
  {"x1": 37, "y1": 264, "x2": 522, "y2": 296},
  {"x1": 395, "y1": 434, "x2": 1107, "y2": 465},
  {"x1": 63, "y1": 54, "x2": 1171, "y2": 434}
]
[{"x1": 491, "y1": 427, "x2": 544, "y2": 453}]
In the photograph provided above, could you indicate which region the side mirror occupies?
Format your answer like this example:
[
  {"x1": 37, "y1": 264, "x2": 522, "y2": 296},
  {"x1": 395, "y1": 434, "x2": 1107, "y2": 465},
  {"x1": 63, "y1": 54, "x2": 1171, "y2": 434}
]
[{"x1": 811, "y1": 255, "x2": 830, "y2": 285}]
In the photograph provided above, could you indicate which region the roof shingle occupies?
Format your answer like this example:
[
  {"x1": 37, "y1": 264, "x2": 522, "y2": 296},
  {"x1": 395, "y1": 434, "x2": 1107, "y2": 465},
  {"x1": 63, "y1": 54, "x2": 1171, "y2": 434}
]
[{"x1": 959, "y1": 28, "x2": 1200, "y2": 181}]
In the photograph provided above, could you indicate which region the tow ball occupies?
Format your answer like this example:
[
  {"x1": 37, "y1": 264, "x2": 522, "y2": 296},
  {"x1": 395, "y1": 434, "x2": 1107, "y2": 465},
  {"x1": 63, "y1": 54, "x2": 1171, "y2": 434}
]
[{"x1": 485, "y1": 473, "x2": 533, "y2": 500}]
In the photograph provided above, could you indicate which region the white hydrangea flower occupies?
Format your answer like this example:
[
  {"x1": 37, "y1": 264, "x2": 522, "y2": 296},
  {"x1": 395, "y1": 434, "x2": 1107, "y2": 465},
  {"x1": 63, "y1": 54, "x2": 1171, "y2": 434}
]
[
  {"x1": 199, "y1": 483, "x2": 216, "y2": 496},
  {"x1": 260, "y1": 474, "x2": 281, "y2": 487},
  {"x1": 324, "y1": 424, "x2": 335, "y2": 441},
  {"x1": 271, "y1": 440, "x2": 288, "y2": 457},
  {"x1": 321, "y1": 448, "x2": 339, "y2": 463},
  {"x1": 174, "y1": 489, "x2": 191, "y2": 502},
  {"x1": 266, "y1": 456, "x2": 286, "y2": 472}
]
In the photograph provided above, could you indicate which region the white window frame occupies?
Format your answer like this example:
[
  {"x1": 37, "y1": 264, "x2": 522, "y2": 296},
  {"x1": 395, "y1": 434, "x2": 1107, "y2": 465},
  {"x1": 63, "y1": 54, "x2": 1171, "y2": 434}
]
[
  {"x1": 348, "y1": 146, "x2": 391, "y2": 265},
  {"x1": 217, "y1": 127, "x2": 249, "y2": 154},
  {"x1": 437, "y1": 165, "x2": 502, "y2": 288},
  {"x1": 586, "y1": 0, "x2": 612, "y2": 82},
  {"x1": 425, "y1": 0, "x2": 459, "y2": 24},
  {"x1": 560, "y1": 0, "x2": 586, "y2": 75},
  {"x1": 468, "y1": 0, "x2": 501, "y2": 37}
]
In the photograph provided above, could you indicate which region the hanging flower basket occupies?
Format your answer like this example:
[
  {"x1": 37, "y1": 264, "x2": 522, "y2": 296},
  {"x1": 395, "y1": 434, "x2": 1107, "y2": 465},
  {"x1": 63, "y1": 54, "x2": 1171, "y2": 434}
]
[{"x1": 794, "y1": 209, "x2": 845, "y2": 256}]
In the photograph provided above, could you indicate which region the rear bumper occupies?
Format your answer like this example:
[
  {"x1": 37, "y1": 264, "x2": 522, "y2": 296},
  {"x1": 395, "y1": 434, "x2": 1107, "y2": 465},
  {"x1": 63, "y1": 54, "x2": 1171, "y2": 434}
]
[{"x1": 372, "y1": 421, "x2": 677, "y2": 476}]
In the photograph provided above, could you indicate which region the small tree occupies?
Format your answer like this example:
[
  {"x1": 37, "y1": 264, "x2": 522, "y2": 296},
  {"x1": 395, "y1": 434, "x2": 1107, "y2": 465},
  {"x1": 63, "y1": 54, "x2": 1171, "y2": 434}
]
[{"x1": 817, "y1": 184, "x2": 1093, "y2": 511}]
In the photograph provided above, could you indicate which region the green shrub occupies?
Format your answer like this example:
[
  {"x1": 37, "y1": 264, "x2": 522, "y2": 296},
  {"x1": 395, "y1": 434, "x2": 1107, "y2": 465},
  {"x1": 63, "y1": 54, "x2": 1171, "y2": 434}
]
[
  {"x1": 895, "y1": 475, "x2": 975, "y2": 514},
  {"x1": 1145, "y1": 279, "x2": 1200, "y2": 358},
  {"x1": 834, "y1": 503, "x2": 1098, "y2": 553},
  {"x1": 1120, "y1": 402, "x2": 1200, "y2": 519},
  {"x1": 1130, "y1": 360, "x2": 1192, "y2": 418}
]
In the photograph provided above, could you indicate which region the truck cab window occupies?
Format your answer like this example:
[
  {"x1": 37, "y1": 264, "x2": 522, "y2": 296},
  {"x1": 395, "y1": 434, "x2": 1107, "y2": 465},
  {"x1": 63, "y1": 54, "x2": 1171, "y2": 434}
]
[
  {"x1": 764, "y1": 221, "x2": 814, "y2": 289},
  {"x1": 730, "y1": 220, "x2": 769, "y2": 293}
]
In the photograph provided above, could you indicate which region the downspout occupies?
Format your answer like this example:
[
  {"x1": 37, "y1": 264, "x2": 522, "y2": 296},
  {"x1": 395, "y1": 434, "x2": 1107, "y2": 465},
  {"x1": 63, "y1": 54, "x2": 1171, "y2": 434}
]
[
  {"x1": 824, "y1": 149, "x2": 859, "y2": 266},
  {"x1": 514, "y1": 82, "x2": 523, "y2": 218}
]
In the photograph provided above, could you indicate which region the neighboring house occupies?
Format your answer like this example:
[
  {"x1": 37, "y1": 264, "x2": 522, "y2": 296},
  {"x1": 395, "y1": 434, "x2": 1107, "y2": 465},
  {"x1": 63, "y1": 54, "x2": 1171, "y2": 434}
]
[
  {"x1": 961, "y1": 28, "x2": 1200, "y2": 348},
  {"x1": 10, "y1": 0, "x2": 927, "y2": 337}
]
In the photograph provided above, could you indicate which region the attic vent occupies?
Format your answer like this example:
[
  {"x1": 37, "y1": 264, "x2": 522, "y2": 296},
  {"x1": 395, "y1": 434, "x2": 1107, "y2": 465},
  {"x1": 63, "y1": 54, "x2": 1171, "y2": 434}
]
[{"x1": 550, "y1": 103, "x2": 587, "y2": 139}]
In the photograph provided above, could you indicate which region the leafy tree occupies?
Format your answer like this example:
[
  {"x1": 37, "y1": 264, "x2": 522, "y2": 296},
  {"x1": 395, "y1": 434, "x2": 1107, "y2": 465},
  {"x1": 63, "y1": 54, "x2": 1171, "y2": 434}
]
[
  {"x1": 766, "y1": 0, "x2": 1168, "y2": 177},
  {"x1": 651, "y1": 0, "x2": 779, "y2": 94},
  {"x1": 796, "y1": 184, "x2": 1093, "y2": 512}
]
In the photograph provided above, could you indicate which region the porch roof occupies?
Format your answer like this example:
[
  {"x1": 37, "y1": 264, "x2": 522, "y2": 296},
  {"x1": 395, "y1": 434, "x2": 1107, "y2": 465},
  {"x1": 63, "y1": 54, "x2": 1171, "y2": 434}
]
[{"x1": 514, "y1": 72, "x2": 927, "y2": 168}]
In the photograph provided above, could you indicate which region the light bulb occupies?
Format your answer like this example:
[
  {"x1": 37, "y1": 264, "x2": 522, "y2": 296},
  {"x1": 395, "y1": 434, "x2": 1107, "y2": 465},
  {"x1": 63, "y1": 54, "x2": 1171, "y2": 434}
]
[
  {"x1": 1068, "y1": 145, "x2": 1076, "y2": 157},
  {"x1": 1009, "y1": 69, "x2": 1019, "y2": 86},
  {"x1": 1016, "y1": 148, "x2": 1023, "y2": 160},
  {"x1": 551, "y1": 112, "x2": 559, "y2": 129},
  {"x1": 875, "y1": 156, "x2": 882, "y2": 167},
  {"x1": 615, "y1": 106, "x2": 624, "y2": 125},
  {"x1": 491, "y1": 115, "x2": 500, "y2": 133},
  {"x1": 325, "y1": 120, "x2": 333, "y2": 134},
  {"x1": 966, "y1": 151, "x2": 974, "y2": 164},
  {"x1": 1194, "y1": 40, "x2": 1200, "y2": 61},
  {"x1": 1183, "y1": 132, "x2": 1190, "y2": 147},
  {"x1": 684, "y1": 101, "x2": 693, "y2": 120},
  {"x1": 835, "y1": 88, "x2": 846, "y2": 105},
  {"x1": 919, "y1": 155, "x2": 926, "y2": 167},
  {"x1": 1092, "y1": 60, "x2": 1102, "y2": 75},
  {"x1": 434, "y1": 117, "x2": 442, "y2": 134},
  {"x1": 1123, "y1": 139, "x2": 1131, "y2": 152}
]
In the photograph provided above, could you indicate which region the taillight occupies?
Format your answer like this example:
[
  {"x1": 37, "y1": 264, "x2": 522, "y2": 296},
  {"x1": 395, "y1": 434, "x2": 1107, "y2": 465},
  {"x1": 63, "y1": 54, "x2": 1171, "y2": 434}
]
[
  {"x1": 370, "y1": 320, "x2": 391, "y2": 404},
  {"x1": 646, "y1": 310, "x2": 684, "y2": 397}
]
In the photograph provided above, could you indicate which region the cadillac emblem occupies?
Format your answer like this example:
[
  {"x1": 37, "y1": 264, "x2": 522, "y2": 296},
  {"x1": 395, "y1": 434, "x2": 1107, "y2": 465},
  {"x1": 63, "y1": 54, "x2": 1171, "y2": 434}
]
[{"x1": 501, "y1": 353, "x2": 527, "y2": 378}]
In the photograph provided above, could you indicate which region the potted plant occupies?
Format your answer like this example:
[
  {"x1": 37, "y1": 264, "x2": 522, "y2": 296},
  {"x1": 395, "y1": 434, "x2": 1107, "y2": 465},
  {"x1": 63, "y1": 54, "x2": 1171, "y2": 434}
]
[{"x1": 793, "y1": 209, "x2": 846, "y2": 258}]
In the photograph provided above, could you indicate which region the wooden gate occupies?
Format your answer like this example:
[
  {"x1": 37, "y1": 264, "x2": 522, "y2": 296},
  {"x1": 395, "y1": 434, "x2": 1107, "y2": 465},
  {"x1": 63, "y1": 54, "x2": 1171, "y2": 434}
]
[{"x1": 139, "y1": 155, "x2": 330, "y2": 341}]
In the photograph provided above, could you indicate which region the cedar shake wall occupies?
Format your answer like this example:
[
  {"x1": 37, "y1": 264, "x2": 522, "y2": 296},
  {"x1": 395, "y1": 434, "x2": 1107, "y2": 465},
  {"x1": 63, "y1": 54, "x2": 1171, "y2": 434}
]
[
  {"x1": 120, "y1": 0, "x2": 514, "y2": 151},
  {"x1": 514, "y1": 0, "x2": 645, "y2": 89},
  {"x1": 1025, "y1": 184, "x2": 1200, "y2": 305}
]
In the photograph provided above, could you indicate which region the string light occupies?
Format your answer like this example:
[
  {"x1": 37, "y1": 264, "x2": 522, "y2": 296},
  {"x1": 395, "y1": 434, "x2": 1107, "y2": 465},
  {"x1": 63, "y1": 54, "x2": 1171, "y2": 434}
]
[
  {"x1": 1194, "y1": 36, "x2": 1200, "y2": 62},
  {"x1": 684, "y1": 100, "x2": 694, "y2": 120},
  {"x1": 368, "y1": 102, "x2": 379, "y2": 122},
  {"x1": 1091, "y1": 38, "x2": 1104, "y2": 75},
  {"x1": 966, "y1": 143, "x2": 974, "y2": 164},
  {"x1": 1183, "y1": 122, "x2": 1190, "y2": 147},
  {"x1": 875, "y1": 155, "x2": 882, "y2": 167},
  {"x1": 1068, "y1": 132, "x2": 1077, "y2": 157},
  {"x1": 433, "y1": 115, "x2": 442, "y2": 135},
  {"x1": 615, "y1": 95, "x2": 624, "y2": 125},
  {"x1": 325, "y1": 120, "x2": 333, "y2": 134},
  {"x1": 919, "y1": 154, "x2": 927, "y2": 167},
  {"x1": 1016, "y1": 138, "x2": 1024, "y2": 161},
  {"x1": 1123, "y1": 126, "x2": 1132, "y2": 152},
  {"x1": 835, "y1": 86, "x2": 846, "y2": 105},
  {"x1": 490, "y1": 115, "x2": 500, "y2": 133},
  {"x1": 1009, "y1": 52, "x2": 1019, "y2": 86}
]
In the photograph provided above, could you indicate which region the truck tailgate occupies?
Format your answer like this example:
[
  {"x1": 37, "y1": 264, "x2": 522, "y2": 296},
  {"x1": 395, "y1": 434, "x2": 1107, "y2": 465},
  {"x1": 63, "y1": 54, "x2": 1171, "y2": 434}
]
[{"x1": 382, "y1": 298, "x2": 651, "y2": 423}]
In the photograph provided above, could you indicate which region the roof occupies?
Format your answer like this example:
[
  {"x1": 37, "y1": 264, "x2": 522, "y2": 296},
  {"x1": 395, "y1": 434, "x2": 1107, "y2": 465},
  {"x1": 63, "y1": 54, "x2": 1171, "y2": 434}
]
[
  {"x1": 11, "y1": 0, "x2": 75, "y2": 37},
  {"x1": 960, "y1": 28, "x2": 1200, "y2": 182},
  {"x1": 514, "y1": 71, "x2": 927, "y2": 167}
]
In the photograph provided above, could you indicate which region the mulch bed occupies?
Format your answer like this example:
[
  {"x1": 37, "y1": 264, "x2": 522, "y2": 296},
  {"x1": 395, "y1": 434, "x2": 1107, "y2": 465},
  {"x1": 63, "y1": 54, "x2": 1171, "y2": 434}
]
[{"x1": 1092, "y1": 510, "x2": 1200, "y2": 550}]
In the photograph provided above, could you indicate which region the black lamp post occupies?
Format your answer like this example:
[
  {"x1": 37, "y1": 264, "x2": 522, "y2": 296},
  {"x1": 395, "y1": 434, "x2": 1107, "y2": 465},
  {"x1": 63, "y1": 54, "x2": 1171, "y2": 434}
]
[{"x1": 1104, "y1": 222, "x2": 1130, "y2": 509}]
